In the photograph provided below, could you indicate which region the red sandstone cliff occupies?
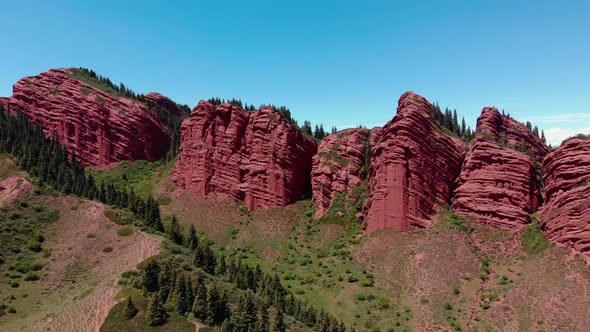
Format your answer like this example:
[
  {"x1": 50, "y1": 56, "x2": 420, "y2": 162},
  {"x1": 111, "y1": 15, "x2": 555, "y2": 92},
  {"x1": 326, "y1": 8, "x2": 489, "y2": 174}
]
[
  {"x1": 364, "y1": 92, "x2": 465, "y2": 233},
  {"x1": 144, "y1": 92, "x2": 186, "y2": 117},
  {"x1": 2, "y1": 69, "x2": 171, "y2": 166},
  {"x1": 451, "y1": 107, "x2": 547, "y2": 228},
  {"x1": 172, "y1": 101, "x2": 317, "y2": 211},
  {"x1": 539, "y1": 137, "x2": 590, "y2": 254},
  {"x1": 311, "y1": 128, "x2": 370, "y2": 218}
]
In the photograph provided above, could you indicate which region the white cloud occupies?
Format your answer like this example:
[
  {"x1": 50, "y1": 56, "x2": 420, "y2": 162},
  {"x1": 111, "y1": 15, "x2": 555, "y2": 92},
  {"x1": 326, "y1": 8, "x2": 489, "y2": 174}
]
[
  {"x1": 544, "y1": 127, "x2": 590, "y2": 146},
  {"x1": 524, "y1": 113, "x2": 590, "y2": 124}
]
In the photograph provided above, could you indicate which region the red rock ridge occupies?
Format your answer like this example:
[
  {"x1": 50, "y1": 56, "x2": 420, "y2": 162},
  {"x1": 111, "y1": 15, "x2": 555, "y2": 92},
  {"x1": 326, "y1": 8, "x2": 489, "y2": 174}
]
[
  {"x1": 364, "y1": 92, "x2": 465, "y2": 233},
  {"x1": 476, "y1": 107, "x2": 548, "y2": 163},
  {"x1": 451, "y1": 107, "x2": 547, "y2": 228},
  {"x1": 144, "y1": 92, "x2": 184, "y2": 117},
  {"x1": 172, "y1": 101, "x2": 317, "y2": 211},
  {"x1": 311, "y1": 128, "x2": 370, "y2": 218},
  {"x1": 3, "y1": 69, "x2": 170, "y2": 166},
  {"x1": 539, "y1": 137, "x2": 590, "y2": 254}
]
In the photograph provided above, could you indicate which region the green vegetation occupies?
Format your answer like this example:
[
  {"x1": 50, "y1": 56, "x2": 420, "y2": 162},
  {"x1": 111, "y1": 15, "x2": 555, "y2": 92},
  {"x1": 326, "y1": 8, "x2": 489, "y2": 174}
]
[
  {"x1": 521, "y1": 222, "x2": 551, "y2": 254},
  {"x1": 117, "y1": 227, "x2": 134, "y2": 237},
  {"x1": 440, "y1": 207, "x2": 473, "y2": 233},
  {"x1": 432, "y1": 103, "x2": 474, "y2": 141},
  {"x1": 89, "y1": 160, "x2": 175, "y2": 199}
]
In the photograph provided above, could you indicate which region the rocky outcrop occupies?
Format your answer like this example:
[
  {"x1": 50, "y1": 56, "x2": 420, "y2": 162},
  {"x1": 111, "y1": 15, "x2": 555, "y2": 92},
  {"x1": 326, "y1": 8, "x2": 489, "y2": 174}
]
[
  {"x1": 3, "y1": 69, "x2": 170, "y2": 166},
  {"x1": 540, "y1": 137, "x2": 590, "y2": 254},
  {"x1": 311, "y1": 128, "x2": 369, "y2": 218},
  {"x1": 364, "y1": 92, "x2": 465, "y2": 233},
  {"x1": 451, "y1": 107, "x2": 547, "y2": 228},
  {"x1": 172, "y1": 101, "x2": 317, "y2": 211},
  {"x1": 144, "y1": 92, "x2": 185, "y2": 117},
  {"x1": 476, "y1": 107, "x2": 548, "y2": 163}
]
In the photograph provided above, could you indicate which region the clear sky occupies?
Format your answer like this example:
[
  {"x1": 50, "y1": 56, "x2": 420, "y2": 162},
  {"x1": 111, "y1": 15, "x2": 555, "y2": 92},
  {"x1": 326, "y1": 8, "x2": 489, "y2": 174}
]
[{"x1": 1, "y1": 0, "x2": 589, "y2": 145}]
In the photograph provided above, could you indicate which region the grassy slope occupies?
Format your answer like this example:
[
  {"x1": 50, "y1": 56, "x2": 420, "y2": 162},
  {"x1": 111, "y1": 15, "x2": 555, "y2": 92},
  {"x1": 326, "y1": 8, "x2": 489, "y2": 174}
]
[{"x1": 88, "y1": 159, "x2": 175, "y2": 200}]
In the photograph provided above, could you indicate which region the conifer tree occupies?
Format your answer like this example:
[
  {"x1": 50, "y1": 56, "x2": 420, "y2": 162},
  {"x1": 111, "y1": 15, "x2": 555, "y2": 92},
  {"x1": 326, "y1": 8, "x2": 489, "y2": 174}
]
[
  {"x1": 192, "y1": 279, "x2": 208, "y2": 320},
  {"x1": 146, "y1": 293, "x2": 167, "y2": 326},
  {"x1": 187, "y1": 224, "x2": 199, "y2": 251},
  {"x1": 273, "y1": 310, "x2": 286, "y2": 332},
  {"x1": 144, "y1": 260, "x2": 160, "y2": 293},
  {"x1": 124, "y1": 295, "x2": 138, "y2": 319},
  {"x1": 168, "y1": 215, "x2": 183, "y2": 245}
]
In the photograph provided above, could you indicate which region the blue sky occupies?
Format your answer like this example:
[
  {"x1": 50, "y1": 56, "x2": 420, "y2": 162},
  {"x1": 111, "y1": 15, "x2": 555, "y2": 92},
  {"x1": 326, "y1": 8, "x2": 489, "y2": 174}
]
[{"x1": 1, "y1": 0, "x2": 589, "y2": 145}]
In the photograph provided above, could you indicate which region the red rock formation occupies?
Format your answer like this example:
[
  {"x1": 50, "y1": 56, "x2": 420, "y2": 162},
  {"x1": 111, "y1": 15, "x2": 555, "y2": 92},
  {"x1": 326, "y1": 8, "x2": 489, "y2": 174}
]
[
  {"x1": 3, "y1": 69, "x2": 170, "y2": 166},
  {"x1": 476, "y1": 107, "x2": 548, "y2": 163},
  {"x1": 144, "y1": 92, "x2": 185, "y2": 117},
  {"x1": 311, "y1": 128, "x2": 369, "y2": 218},
  {"x1": 172, "y1": 101, "x2": 317, "y2": 211},
  {"x1": 364, "y1": 92, "x2": 465, "y2": 233},
  {"x1": 451, "y1": 107, "x2": 547, "y2": 228},
  {"x1": 540, "y1": 137, "x2": 590, "y2": 254}
]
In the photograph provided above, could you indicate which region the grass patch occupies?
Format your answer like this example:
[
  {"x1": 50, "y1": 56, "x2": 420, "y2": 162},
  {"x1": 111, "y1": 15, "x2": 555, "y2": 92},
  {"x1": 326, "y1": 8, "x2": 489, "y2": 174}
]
[
  {"x1": 88, "y1": 160, "x2": 175, "y2": 199},
  {"x1": 521, "y1": 222, "x2": 551, "y2": 255},
  {"x1": 440, "y1": 207, "x2": 473, "y2": 233}
]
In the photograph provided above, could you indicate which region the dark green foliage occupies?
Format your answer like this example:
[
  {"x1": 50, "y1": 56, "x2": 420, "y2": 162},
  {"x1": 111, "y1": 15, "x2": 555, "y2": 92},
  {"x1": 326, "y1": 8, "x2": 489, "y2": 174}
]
[
  {"x1": 143, "y1": 260, "x2": 160, "y2": 293},
  {"x1": 186, "y1": 224, "x2": 199, "y2": 251},
  {"x1": 167, "y1": 215, "x2": 183, "y2": 245},
  {"x1": 124, "y1": 296, "x2": 138, "y2": 319},
  {"x1": 432, "y1": 103, "x2": 474, "y2": 141},
  {"x1": 274, "y1": 310, "x2": 286, "y2": 332},
  {"x1": 146, "y1": 293, "x2": 168, "y2": 326}
]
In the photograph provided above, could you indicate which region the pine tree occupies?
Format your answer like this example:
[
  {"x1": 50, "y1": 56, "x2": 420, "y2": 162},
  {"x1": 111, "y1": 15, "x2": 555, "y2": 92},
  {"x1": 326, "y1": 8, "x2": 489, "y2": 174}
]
[
  {"x1": 168, "y1": 215, "x2": 183, "y2": 245},
  {"x1": 175, "y1": 274, "x2": 192, "y2": 315},
  {"x1": 273, "y1": 309, "x2": 286, "y2": 332},
  {"x1": 144, "y1": 260, "x2": 160, "y2": 293},
  {"x1": 124, "y1": 295, "x2": 138, "y2": 319},
  {"x1": 146, "y1": 293, "x2": 167, "y2": 326},
  {"x1": 187, "y1": 224, "x2": 199, "y2": 251},
  {"x1": 192, "y1": 279, "x2": 208, "y2": 320}
]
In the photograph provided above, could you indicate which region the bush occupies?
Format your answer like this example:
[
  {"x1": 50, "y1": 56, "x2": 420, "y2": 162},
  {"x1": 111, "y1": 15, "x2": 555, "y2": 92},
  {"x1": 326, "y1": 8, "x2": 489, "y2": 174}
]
[
  {"x1": 117, "y1": 227, "x2": 134, "y2": 237},
  {"x1": 24, "y1": 272, "x2": 40, "y2": 281},
  {"x1": 10, "y1": 280, "x2": 19, "y2": 288},
  {"x1": 443, "y1": 303, "x2": 453, "y2": 310},
  {"x1": 103, "y1": 247, "x2": 113, "y2": 253},
  {"x1": 347, "y1": 275, "x2": 359, "y2": 283},
  {"x1": 360, "y1": 279, "x2": 374, "y2": 287},
  {"x1": 28, "y1": 240, "x2": 42, "y2": 252}
]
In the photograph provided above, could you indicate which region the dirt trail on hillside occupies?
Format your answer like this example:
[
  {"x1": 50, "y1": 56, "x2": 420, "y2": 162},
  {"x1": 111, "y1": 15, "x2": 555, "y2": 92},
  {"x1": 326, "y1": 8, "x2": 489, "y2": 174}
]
[{"x1": 32, "y1": 199, "x2": 161, "y2": 332}]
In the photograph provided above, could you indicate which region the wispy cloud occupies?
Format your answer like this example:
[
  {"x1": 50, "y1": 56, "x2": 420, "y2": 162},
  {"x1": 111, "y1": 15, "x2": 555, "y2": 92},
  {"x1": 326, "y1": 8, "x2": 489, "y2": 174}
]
[
  {"x1": 523, "y1": 113, "x2": 590, "y2": 124},
  {"x1": 544, "y1": 127, "x2": 590, "y2": 146}
]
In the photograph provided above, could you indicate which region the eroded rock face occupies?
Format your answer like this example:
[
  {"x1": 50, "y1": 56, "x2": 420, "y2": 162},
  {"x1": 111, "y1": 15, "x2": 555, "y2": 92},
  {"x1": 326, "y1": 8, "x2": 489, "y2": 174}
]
[
  {"x1": 540, "y1": 137, "x2": 590, "y2": 254},
  {"x1": 311, "y1": 128, "x2": 369, "y2": 218},
  {"x1": 451, "y1": 107, "x2": 547, "y2": 229},
  {"x1": 172, "y1": 101, "x2": 317, "y2": 211},
  {"x1": 476, "y1": 107, "x2": 548, "y2": 163},
  {"x1": 3, "y1": 69, "x2": 170, "y2": 166},
  {"x1": 144, "y1": 92, "x2": 185, "y2": 117},
  {"x1": 452, "y1": 138, "x2": 542, "y2": 228},
  {"x1": 364, "y1": 92, "x2": 465, "y2": 232}
]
